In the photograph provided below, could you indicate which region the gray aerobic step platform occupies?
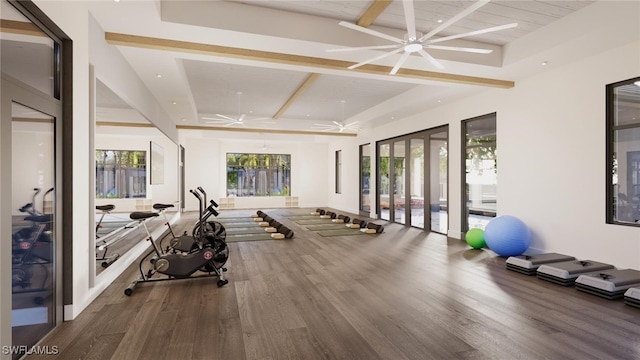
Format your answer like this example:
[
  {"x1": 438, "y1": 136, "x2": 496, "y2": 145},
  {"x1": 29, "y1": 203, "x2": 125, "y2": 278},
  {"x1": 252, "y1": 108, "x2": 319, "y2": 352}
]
[
  {"x1": 575, "y1": 269, "x2": 640, "y2": 300},
  {"x1": 624, "y1": 288, "x2": 640, "y2": 308},
  {"x1": 537, "y1": 260, "x2": 615, "y2": 286},
  {"x1": 506, "y1": 253, "x2": 576, "y2": 275}
]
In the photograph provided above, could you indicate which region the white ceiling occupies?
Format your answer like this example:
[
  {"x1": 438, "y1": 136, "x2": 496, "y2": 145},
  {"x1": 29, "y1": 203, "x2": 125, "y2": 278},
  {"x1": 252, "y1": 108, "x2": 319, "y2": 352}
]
[{"x1": 7, "y1": 0, "x2": 603, "y2": 135}]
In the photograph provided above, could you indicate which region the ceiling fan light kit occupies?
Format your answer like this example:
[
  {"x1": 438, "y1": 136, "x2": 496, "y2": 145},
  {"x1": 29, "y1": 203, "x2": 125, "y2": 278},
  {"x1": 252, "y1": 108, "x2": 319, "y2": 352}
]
[{"x1": 331, "y1": 0, "x2": 518, "y2": 75}]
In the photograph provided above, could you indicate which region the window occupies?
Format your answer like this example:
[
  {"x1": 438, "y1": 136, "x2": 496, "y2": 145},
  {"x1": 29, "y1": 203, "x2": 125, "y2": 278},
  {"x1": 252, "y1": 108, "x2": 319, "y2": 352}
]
[
  {"x1": 226, "y1": 153, "x2": 291, "y2": 196},
  {"x1": 607, "y1": 77, "x2": 640, "y2": 226},
  {"x1": 462, "y1": 113, "x2": 497, "y2": 231},
  {"x1": 359, "y1": 144, "x2": 371, "y2": 213},
  {"x1": 335, "y1": 150, "x2": 342, "y2": 194},
  {"x1": 96, "y1": 150, "x2": 147, "y2": 198}
]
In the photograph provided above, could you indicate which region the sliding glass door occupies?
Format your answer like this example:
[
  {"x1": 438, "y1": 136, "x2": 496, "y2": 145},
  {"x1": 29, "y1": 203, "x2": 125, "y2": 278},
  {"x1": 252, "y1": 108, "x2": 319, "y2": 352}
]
[
  {"x1": 393, "y1": 141, "x2": 406, "y2": 224},
  {"x1": 359, "y1": 144, "x2": 371, "y2": 215},
  {"x1": 378, "y1": 144, "x2": 390, "y2": 221},
  {"x1": 377, "y1": 126, "x2": 448, "y2": 233},
  {"x1": 410, "y1": 138, "x2": 425, "y2": 229}
]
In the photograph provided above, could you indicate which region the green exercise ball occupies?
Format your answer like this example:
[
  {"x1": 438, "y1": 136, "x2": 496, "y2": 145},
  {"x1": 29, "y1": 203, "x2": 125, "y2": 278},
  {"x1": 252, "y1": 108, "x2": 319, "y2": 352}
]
[{"x1": 465, "y1": 228, "x2": 486, "y2": 249}]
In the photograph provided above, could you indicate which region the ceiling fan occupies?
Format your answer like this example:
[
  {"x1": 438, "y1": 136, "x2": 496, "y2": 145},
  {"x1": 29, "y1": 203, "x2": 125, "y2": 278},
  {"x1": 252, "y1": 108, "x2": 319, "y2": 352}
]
[
  {"x1": 313, "y1": 120, "x2": 360, "y2": 133},
  {"x1": 312, "y1": 100, "x2": 360, "y2": 133},
  {"x1": 328, "y1": 0, "x2": 518, "y2": 74},
  {"x1": 201, "y1": 91, "x2": 272, "y2": 127}
]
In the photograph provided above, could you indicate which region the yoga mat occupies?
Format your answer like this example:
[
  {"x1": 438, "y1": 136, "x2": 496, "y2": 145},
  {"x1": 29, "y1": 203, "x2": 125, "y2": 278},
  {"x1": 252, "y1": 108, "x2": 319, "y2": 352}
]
[
  {"x1": 215, "y1": 217, "x2": 254, "y2": 223},
  {"x1": 286, "y1": 215, "x2": 322, "y2": 220},
  {"x1": 294, "y1": 219, "x2": 333, "y2": 225},
  {"x1": 218, "y1": 222, "x2": 262, "y2": 228},
  {"x1": 226, "y1": 228, "x2": 269, "y2": 235},
  {"x1": 225, "y1": 233, "x2": 276, "y2": 242},
  {"x1": 305, "y1": 224, "x2": 349, "y2": 231},
  {"x1": 316, "y1": 229, "x2": 365, "y2": 237}
]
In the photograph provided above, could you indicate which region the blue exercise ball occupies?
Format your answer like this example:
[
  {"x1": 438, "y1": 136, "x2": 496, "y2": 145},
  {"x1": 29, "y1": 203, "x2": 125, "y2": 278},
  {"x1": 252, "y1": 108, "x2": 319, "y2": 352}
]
[{"x1": 484, "y1": 215, "x2": 531, "y2": 257}]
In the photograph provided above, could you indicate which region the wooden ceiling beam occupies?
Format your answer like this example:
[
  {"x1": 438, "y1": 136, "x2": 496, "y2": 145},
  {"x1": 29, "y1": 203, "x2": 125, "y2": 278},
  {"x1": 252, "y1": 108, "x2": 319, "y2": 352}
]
[
  {"x1": 105, "y1": 32, "x2": 514, "y2": 89},
  {"x1": 0, "y1": 19, "x2": 45, "y2": 37},
  {"x1": 272, "y1": 0, "x2": 394, "y2": 121},
  {"x1": 272, "y1": 73, "x2": 320, "y2": 120},
  {"x1": 357, "y1": 0, "x2": 393, "y2": 27},
  {"x1": 176, "y1": 124, "x2": 357, "y2": 137}
]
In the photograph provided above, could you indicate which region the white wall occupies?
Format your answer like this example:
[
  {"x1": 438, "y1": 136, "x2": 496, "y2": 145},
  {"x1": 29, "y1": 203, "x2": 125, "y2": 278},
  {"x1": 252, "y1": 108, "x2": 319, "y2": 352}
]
[{"x1": 181, "y1": 130, "x2": 328, "y2": 211}]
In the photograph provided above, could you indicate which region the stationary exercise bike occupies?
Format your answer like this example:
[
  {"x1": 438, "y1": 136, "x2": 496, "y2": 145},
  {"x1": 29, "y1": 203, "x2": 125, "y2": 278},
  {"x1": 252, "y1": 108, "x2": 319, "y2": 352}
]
[
  {"x1": 156, "y1": 189, "x2": 226, "y2": 253},
  {"x1": 124, "y1": 190, "x2": 229, "y2": 296}
]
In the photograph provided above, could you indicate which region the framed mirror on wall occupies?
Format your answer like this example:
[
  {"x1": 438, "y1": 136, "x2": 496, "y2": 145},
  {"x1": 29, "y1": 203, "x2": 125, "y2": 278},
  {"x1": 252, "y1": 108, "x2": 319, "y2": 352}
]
[{"x1": 91, "y1": 76, "x2": 179, "y2": 279}]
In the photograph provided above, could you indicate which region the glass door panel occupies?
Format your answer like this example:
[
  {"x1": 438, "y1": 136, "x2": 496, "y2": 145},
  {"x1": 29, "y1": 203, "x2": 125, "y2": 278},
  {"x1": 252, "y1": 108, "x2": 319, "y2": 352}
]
[
  {"x1": 11, "y1": 102, "x2": 56, "y2": 355},
  {"x1": 430, "y1": 131, "x2": 448, "y2": 234},
  {"x1": 410, "y1": 138, "x2": 424, "y2": 229},
  {"x1": 464, "y1": 115, "x2": 497, "y2": 231},
  {"x1": 378, "y1": 143, "x2": 390, "y2": 221},
  {"x1": 393, "y1": 141, "x2": 406, "y2": 224},
  {"x1": 360, "y1": 144, "x2": 371, "y2": 214}
]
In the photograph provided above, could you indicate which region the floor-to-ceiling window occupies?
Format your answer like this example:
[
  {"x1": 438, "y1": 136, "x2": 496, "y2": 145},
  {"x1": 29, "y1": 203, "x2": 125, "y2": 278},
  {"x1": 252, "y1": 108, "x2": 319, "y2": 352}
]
[
  {"x1": 393, "y1": 140, "x2": 406, "y2": 224},
  {"x1": 430, "y1": 131, "x2": 448, "y2": 233},
  {"x1": 378, "y1": 143, "x2": 390, "y2": 221},
  {"x1": 410, "y1": 138, "x2": 425, "y2": 229},
  {"x1": 462, "y1": 114, "x2": 497, "y2": 231},
  {"x1": 607, "y1": 77, "x2": 640, "y2": 226},
  {"x1": 1, "y1": 1, "x2": 68, "y2": 357},
  {"x1": 377, "y1": 126, "x2": 448, "y2": 233},
  {"x1": 359, "y1": 143, "x2": 371, "y2": 215}
]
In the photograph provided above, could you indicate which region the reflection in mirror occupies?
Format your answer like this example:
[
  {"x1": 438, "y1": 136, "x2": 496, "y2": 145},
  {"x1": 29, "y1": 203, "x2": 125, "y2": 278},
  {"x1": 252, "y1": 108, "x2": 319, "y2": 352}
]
[{"x1": 94, "y1": 78, "x2": 178, "y2": 276}]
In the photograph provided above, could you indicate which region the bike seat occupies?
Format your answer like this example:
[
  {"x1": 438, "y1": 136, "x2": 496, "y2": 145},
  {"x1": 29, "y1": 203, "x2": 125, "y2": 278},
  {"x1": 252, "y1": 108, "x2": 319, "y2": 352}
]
[
  {"x1": 24, "y1": 214, "x2": 53, "y2": 223},
  {"x1": 96, "y1": 204, "x2": 115, "y2": 212},
  {"x1": 153, "y1": 203, "x2": 174, "y2": 210},
  {"x1": 130, "y1": 212, "x2": 159, "y2": 220}
]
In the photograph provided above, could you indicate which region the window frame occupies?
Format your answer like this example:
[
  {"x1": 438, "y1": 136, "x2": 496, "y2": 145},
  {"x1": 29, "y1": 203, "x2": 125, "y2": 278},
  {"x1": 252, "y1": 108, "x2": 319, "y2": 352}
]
[{"x1": 606, "y1": 76, "x2": 640, "y2": 227}]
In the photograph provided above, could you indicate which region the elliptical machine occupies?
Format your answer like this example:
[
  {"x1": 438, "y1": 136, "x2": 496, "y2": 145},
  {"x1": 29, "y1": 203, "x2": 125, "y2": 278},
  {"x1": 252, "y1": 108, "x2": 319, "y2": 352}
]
[{"x1": 124, "y1": 189, "x2": 229, "y2": 296}]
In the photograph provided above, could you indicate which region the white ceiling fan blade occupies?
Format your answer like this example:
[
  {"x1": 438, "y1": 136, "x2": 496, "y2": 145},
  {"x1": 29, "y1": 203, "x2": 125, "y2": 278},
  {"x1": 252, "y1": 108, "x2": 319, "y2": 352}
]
[
  {"x1": 223, "y1": 122, "x2": 239, "y2": 127},
  {"x1": 332, "y1": 121, "x2": 342, "y2": 126},
  {"x1": 214, "y1": 114, "x2": 237, "y2": 121},
  {"x1": 238, "y1": 114, "x2": 246, "y2": 122},
  {"x1": 326, "y1": 44, "x2": 401, "y2": 52},
  {"x1": 338, "y1": 21, "x2": 403, "y2": 44},
  {"x1": 419, "y1": 0, "x2": 491, "y2": 42},
  {"x1": 427, "y1": 23, "x2": 518, "y2": 44},
  {"x1": 345, "y1": 121, "x2": 359, "y2": 127},
  {"x1": 390, "y1": 52, "x2": 411, "y2": 75},
  {"x1": 425, "y1": 44, "x2": 492, "y2": 54},
  {"x1": 348, "y1": 47, "x2": 404, "y2": 70},
  {"x1": 402, "y1": 0, "x2": 417, "y2": 40},
  {"x1": 418, "y1": 50, "x2": 445, "y2": 69}
]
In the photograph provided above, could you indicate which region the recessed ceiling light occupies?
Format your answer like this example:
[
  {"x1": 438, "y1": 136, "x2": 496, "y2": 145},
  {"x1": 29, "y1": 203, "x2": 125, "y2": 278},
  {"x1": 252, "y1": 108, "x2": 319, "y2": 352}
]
[
  {"x1": 437, "y1": 100, "x2": 441, "y2": 103},
  {"x1": 437, "y1": 19, "x2": 443, "y2": 23},
  {"x1": 172, "y1": 101, "x2": 177, "y2": 105},
  {"x1": 156, "y1": 74, "x2": 162, "y2": 78},
  {"x1": 541, "y1": 61, "x2": 548, "y2": 66}
]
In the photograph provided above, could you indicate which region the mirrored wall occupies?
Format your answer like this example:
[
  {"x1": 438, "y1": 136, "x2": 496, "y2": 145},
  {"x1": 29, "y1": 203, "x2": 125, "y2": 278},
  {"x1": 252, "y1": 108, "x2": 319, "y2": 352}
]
[{"x1": 93, "y1": 77, "x2": 179, "y2": 276}]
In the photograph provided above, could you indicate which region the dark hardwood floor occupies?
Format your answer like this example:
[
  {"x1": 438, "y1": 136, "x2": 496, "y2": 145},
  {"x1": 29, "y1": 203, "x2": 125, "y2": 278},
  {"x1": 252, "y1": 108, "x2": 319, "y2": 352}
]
[{"x1": 27, "y1": 208, "x2": 640, "y2": 360}]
